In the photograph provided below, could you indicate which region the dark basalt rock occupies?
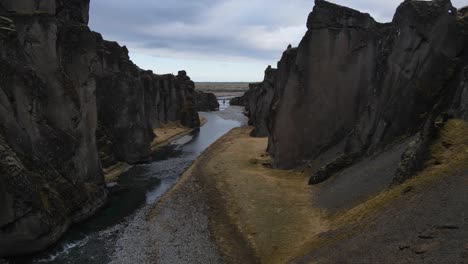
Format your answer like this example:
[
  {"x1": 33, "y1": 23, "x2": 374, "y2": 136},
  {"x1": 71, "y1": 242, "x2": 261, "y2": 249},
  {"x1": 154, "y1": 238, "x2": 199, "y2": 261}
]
[
  {"x1": 246, "y1": 0, "x2": 468, "y2": 184},
  {"x1": 0, "y1": 0, "x2": 106, "y2": 256},
  {"x1": 229, "y1": 66, "x2": 278, "y2": 137},
  {"x1": 308, "y1": 153, "x2": 361, "y2": 185},
  {"x1": 246, "y1": 66, "x2": 277, "y2": 137},
  {"x1": 229, "y1": 95, "x2": 247, "y2": 106},
  {"x1": 195, "y1": 91, "x2": 219, "y2": 112},
  {"x1": 95, "y1": 42, "x2": 200, "y2": 164},
  {"x1": 175, "y1": 71, "x2": 200, "y2": 128},
  {"x1": 0, "y1": 0, "x2": 199, "y2": 257},
  {"x1": 229, "y1": 82, "x2": 261, "y2": 107}
]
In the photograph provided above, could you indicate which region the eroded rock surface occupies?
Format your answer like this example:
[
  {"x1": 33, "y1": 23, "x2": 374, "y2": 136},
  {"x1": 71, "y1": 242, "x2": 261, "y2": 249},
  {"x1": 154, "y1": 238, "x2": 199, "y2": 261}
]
[
  {"x1": 244, "y1": 0, "x2": 468, "y2": 185},
  {"x1": 195, "y1": 91, "x2": 219, "y2": 112},
  {"x1": 0, "y1": 0, "x2": 106, "y2": 256},
  {"x1": 0, "y1": 0, "x2": 199, "y2": 256},
  {"x1": 95, "y1": 41, "x2": 200, "y2": 164}
]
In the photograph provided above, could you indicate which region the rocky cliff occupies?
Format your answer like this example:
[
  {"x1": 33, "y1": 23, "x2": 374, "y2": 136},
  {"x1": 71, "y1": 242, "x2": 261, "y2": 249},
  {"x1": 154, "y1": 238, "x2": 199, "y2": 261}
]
[
  {"x1": 245, "y1": 66, "x2": 277, "y2": 137},
  {"x1": 194, "y1": 91, "x2": 219, "y2": 112},
  {"x1": 95, "y1": 38, "x2": 200, "y2": 165},
  {"x1": 244, "y1": 0, "x2": 468, "y2": 185},
  {"x1": 230, "y1": 83, "x2": 258, "y2": 107},
  {"x1": 0, "y1": 0, "x2": 199, "y2": 257},
  {"x1": 231, "y1": 47, "x2": 298, "y2": 138}
]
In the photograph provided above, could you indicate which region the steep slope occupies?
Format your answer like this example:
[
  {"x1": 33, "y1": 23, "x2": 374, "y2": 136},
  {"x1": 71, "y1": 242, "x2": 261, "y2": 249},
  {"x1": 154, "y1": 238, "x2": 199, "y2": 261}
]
[
  {"x1": 0, "y1": 0, "x2": 199, "y2": 257},
  {"x1": 212, "y1": 1, "x2": 468, "y2": 262},
  {"x1": 194, "y1": 91, "x2": 219, "y2": 112},
  {"x1": 243, "y1": 0, "x2": 467, "y2": 185},
  {"x1": 270, "y1": 0, "x2": 464, "y2": 171},
  {"x1": 95, "y1": 38, "x2": 200, "y2": 165},
  {"x1": 0, "y1": 0, "x2": 107, "y2": 256}
]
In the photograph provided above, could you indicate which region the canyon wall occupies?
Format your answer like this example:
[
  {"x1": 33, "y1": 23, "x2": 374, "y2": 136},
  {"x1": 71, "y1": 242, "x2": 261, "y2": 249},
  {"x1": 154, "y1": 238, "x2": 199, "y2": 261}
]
[
  {"x1": 0, "y1": 0, "x2": 199, "y2": 256},
  {"x1": 246, "y1": 66, "x2": 277, "y2": 137},
  {"x1": 245, "y1": 0, "x2": 468, "y2": 183},
  {"x1": 95, "y1": 39, "x2": 200, "y2": 165},
  {"x1": 194, "y1": 91, "x2": 219, "y2": 112}
]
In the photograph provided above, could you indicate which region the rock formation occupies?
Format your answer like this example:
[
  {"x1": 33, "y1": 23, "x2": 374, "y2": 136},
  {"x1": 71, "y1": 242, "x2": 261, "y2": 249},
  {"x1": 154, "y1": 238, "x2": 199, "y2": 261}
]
[
  {"x1": 0, "y1": 0, "x2": 199, "y2": 257},
  {"x1": 245, "y1": 66, "x2": 277, "y2": 137},
  {"x1": 230, "y1": 82, "x2": 260, "y2": 107},
  {"x1": 194, "y1": 91, "x2": 219, "y2": 112},
  {"x1": 229, "y1": 95, "x2": 247, "y2": 106},
  {"x1": 229, "y1": 66, "x2": 279, "y2": 137},
  {"x1": 244, "y1": 0, "x2": 468, "y2": 184},
  {"x1": 96, "y1": 39, "x2": 200, "y2": 165}
]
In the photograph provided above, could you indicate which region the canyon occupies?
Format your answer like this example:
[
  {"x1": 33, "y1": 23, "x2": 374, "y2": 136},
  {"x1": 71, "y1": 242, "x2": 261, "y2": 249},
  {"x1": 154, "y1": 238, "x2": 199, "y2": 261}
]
[
  {"x1": 222, "y1": 1, "x2": 468, "y2": 261},
  {"x1": 1, "y1": 0, "x2": 467, "y2": 263}
]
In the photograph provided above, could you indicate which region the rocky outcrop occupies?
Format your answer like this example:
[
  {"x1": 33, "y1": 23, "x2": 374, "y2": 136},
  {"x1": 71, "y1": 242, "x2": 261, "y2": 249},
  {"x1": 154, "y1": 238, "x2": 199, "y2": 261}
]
[
  {"x1": 228, "y1": 66, "x2": 278, "y2": 137},
  {"x1": 0, "y1": 0, "x2": 199, "y2": 257},
  {"x1": 194, "y1": 91, "x2": 219, "y2": 112},
  {"x1": 232, "y1": 46, "x2": 298, "y2": 138},
  {"x1": 450, "y1": 6, "x2": 468, "y2": 120},
  {"x1": 95, "y1": 38, "x2": 200, "y2": 164},
  {"x1": 229, "y1": 94, "x2": 247, "y2": 106},
  {"x1": 244, "y1": 66, "x2": 277, "y2": 137},
  {"x1": 248, "y1": 0, "x2": 468, "y2": 185},
  {"x1": 229, "y1": 83, "x2": 260, "y2": 107},
  {"x1": 0, "y1": 0, "x2": 106, "y2": 256}
]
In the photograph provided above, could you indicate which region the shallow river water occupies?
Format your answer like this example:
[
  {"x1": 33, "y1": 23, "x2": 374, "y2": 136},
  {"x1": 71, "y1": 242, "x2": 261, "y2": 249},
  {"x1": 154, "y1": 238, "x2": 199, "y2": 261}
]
[{"x1": 9, "y1": 103, "x2": 246, "y2": 264}]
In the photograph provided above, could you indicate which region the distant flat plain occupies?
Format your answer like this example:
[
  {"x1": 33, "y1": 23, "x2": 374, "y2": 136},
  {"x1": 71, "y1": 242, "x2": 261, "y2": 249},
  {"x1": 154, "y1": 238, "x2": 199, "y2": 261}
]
[
  {"x1": 196, "y1": 82, "x2": 251, "y2": 99},
  {"x1": 195, "y1": 82, "x2": 250, "y2": 93}
]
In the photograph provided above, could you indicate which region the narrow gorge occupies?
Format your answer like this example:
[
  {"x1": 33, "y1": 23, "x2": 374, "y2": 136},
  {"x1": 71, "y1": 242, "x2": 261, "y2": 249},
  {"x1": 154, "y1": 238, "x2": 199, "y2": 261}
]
[{"x1": 1, "y1": 0, "x2": 468, "y2": 263}]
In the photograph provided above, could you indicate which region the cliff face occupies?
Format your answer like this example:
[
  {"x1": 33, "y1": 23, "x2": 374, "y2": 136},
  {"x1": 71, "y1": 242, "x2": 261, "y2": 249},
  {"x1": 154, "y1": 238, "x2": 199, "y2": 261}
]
[
  {"x1": 450, "y1": 6, "x2": 468, "y2": 120},
  {"x1": 257, "y1": 0, "x2": 468, "y2": 180},
  {"x1": 0, "y1": 0, "x2": 106, "y2": 256},
  {"x1": 0, "y1": 0, "x2": 199, "y2": 257},
  {"x1": 246, "y1": 66, "x2": 277, "y2": 137},
  {"x1": 194, "y1": 91, "x2": 219, "y2": 112},
  {"x1": 95, "y1": 38, "x2": 200, "y2": 165}
]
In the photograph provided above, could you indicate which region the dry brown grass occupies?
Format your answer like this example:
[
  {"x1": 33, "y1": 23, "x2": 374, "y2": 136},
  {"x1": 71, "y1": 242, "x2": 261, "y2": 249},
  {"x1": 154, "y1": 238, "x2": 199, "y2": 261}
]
[
  {"x1": 295, "y1": 119, "x2": 468, "y2": 259},
  {"x1": 150, "y1": 120, "x2": 468, "y2": 263},
  {"x1": 104, "y1": 115, "x2": 206, "y2": 183},
  {"x1": 151, "y1": 115, "x2": 207, "y2": 151},
  {"x1": 333, "y1": 119, "x2": 468, "y2": 226},
  {"x1": 193, "y1": 127, "x2": 329, "y2": 263},
  {"x1": 103, "y1": 162, "x2": 130, "y2": 183}
]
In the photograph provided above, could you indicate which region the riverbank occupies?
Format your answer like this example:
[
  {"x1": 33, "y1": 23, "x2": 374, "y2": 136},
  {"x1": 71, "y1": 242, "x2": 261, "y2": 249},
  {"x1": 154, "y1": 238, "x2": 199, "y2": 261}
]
[
  {"x1": 103, "y1": 115, "x2": 207, "y2": 183},
  {"x1": 149, "y1": 120, "x2": 468, "y2": 263},
  {"x1": 150, "y1": 126, "x2": 329, "y2": 263},
  {"x1": 151, "y1": 115, "x2": 208, "y2": 151}
]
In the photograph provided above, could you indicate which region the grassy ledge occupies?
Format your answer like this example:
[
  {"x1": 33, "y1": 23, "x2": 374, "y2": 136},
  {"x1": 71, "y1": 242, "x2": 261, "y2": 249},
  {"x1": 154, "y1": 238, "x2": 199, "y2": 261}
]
[
  {"x1": 147, "y1": 119, "x2": 468, "y2": 263},
  {"x1": 296, "y1": 119, "x2": 468, "y2": 259},
  {"x1": 170, "y1": 126, "x2": 330, "y2": 263},
  {"x1": 104, "y1": 115, "x2": 207, "y2": 183}
]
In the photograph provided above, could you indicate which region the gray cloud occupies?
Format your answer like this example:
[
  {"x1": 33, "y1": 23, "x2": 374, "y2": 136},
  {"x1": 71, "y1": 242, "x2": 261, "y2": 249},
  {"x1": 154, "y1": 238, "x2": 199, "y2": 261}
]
[
  {"x1": 89, "y1": 0, "x2": 468, "y2": 63},
  {"x1": 89, "y1": 0, "x2": 312, "y2": 62}
]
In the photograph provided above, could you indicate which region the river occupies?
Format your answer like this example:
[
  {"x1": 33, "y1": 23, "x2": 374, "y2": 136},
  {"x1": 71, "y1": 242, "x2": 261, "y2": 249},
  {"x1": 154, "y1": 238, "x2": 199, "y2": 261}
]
[{"x1": 9, "y1": 102, "x2": 246, "y2": 264}]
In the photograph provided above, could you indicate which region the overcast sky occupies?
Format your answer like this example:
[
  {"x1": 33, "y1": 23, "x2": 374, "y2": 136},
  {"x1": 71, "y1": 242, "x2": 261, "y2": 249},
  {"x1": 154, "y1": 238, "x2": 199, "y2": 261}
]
[{"x1": 89, "y1": 0, "x2": 467, "y2": 82}]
